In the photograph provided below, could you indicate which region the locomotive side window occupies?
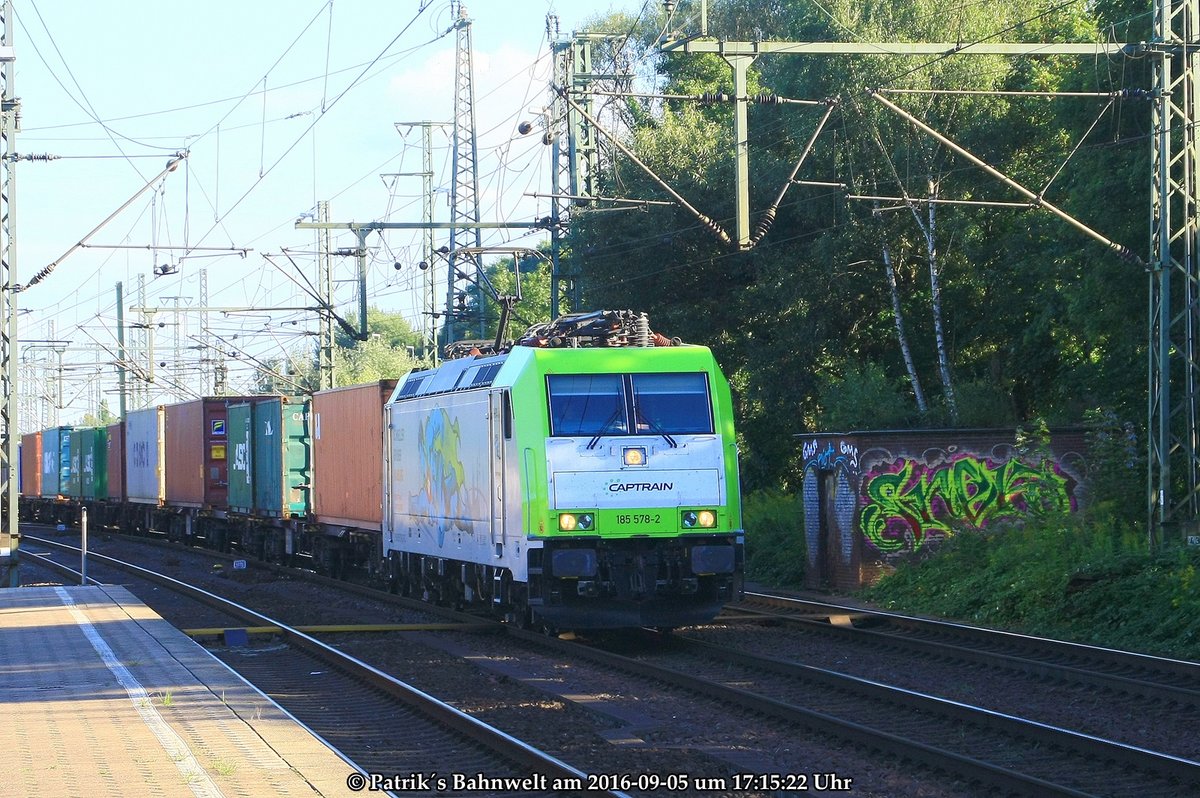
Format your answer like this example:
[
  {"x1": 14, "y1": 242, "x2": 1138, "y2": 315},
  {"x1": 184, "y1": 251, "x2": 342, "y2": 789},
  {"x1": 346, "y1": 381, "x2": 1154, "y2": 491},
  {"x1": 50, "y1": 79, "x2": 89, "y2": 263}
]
[
  {"x1": 632, "y1": 373, "x2": 713, "y2": 434},
  {"x1": 547, "y1": 374, "x2": 628, "y2": 436}
]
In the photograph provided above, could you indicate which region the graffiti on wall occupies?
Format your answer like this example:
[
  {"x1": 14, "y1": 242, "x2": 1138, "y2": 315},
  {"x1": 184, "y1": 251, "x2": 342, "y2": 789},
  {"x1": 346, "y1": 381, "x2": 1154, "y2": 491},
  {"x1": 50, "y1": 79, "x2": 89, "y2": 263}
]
[
  {"x1": 859, "y1": 452, "x2": 1079, "y2": 554},
  {"x1": 802, "y1": 438, "x2": 861, "y2": 579},
  {"x1": 803, "y1": 438, "x2": 859, "y2": 471}
]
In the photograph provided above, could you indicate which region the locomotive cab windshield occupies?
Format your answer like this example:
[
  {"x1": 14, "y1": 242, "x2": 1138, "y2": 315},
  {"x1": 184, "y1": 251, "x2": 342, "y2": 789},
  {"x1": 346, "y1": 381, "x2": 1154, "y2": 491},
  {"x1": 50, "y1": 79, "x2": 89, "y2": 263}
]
[{"x1": 547, "y1": 372, "x2": 713, "y2": 438}]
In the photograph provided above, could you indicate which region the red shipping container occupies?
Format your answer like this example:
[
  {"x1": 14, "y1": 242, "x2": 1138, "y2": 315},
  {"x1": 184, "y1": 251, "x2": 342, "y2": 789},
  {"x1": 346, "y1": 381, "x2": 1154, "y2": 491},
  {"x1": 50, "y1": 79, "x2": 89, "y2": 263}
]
[
  {"x1": 106, "y1": 422, "x2": 125, "y2": 502},
  {"x1": 20, "y1": 431, "x2": 41, "y2": 499},
  {"x1": 164, "y1": 397, "x2": 253, "y2": 508},
  {"x1": 312, "y1": 380, "x2": 396, "y2": 530}
]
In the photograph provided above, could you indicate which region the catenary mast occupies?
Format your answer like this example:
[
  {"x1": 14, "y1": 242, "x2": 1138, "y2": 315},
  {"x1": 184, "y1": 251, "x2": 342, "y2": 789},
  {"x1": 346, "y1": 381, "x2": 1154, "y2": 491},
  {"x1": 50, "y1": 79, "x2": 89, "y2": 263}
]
[{"x1": 0, "y1": 0, "x2": 17, "y2": 587}]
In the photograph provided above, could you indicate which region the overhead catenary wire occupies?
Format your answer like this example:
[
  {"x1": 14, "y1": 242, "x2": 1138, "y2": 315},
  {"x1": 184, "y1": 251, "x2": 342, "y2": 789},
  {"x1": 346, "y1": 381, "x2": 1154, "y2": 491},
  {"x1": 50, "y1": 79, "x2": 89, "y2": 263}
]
[
  {"x1": 34, "y1": 1, "x2": 1143, "y2": 421},
  {"x1": 17, "y1": 153, "x2": 189, "y2": 293},
  {"x1": 181, "y1": 1, "x2": 442, "y2": 260}
]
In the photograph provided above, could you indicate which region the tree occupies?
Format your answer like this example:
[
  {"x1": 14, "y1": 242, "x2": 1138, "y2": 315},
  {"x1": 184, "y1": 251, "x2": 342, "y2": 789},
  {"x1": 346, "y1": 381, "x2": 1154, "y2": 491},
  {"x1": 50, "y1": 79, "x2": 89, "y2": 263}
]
[
  {"x1": 81, "y1": 400, "x2": 117, "y2": 427},
  {"x1": 337, "y1": 307, "x2": 422, "y2": 350},
  {"x1": 254, "y1": 308, "x2": 423, "y2": 393},
  {"x1": 565, "y1": 0, "x2": 1142, "y2": 490},
  {"x1": 452, "y1": 248, "x2": 555, "y2": 345}
]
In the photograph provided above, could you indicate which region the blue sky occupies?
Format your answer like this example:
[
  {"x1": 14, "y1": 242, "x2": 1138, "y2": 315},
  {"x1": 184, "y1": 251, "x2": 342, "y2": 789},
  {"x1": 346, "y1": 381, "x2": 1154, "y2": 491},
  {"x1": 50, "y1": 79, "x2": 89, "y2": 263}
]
[{"x1": 12, "y1": 0, "x2": 643, "y2": 423}]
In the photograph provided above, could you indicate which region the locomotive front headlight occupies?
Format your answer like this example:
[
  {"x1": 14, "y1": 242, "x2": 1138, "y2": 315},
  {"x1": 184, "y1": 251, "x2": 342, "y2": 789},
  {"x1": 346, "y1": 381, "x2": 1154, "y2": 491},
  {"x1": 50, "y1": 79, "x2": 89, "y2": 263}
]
[
  {"x1": 682, "y1": 509, "x2": 717, "y2": 529},
  {"x1": 577, "y1": 513, "x2": 595, "y2": 531},
  {"x1": 623, "y1": 446, "x2": 647, "y2": 467},
  {"x1": 558, "y1": 513, "x2": 578, "y2": 531}
]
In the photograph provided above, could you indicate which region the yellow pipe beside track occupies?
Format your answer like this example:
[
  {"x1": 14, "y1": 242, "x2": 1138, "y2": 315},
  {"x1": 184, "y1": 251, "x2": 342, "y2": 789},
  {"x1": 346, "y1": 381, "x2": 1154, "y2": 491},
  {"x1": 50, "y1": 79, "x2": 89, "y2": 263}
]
[{"x1": 183, "y1": 622, "x2": 496, "y2": 637}]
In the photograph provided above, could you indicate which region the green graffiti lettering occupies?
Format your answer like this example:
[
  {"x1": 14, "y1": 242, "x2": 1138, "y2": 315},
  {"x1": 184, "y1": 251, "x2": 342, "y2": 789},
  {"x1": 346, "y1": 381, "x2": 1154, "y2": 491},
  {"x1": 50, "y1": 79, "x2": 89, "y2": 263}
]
[{"x1": 860, "y1": 454, "x2": 1074, "y2": 554}]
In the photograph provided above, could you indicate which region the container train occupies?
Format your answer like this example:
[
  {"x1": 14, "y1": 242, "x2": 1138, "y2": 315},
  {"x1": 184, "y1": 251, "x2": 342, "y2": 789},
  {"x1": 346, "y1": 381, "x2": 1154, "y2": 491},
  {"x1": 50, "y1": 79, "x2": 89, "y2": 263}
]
[{"x1": 19, "y1": 311, "x2": 744, "y2": 629}]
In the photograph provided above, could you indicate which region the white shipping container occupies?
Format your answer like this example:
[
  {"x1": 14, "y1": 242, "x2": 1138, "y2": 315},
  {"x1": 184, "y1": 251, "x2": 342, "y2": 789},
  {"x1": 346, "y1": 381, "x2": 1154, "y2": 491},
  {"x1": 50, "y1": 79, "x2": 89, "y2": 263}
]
[{"x1": 125, "y1": 406, "x2": 165, "y2": 505}]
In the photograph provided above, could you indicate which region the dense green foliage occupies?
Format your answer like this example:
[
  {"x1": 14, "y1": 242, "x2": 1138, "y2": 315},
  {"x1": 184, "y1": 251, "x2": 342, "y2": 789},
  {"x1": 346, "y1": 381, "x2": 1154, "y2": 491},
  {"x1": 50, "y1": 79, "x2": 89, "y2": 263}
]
[
  {"x1": 255, "y1": 308, "x2": 423, "y2": 392},
  {"x1": 569, "y1": 0, "x2": 1150, "y2": 492},
  {"x1": 863, "y1": 514, "x2": 1200, "y2": 660},
  {"x1": 445, "y1": 248, "x2": 555, "y2": 346},
  {"x1": 742, "y1": 490, "x2": 806, "y2": 587},
  {"x1": 80, "y1": 399, "x2": 118, "y2": 427}
]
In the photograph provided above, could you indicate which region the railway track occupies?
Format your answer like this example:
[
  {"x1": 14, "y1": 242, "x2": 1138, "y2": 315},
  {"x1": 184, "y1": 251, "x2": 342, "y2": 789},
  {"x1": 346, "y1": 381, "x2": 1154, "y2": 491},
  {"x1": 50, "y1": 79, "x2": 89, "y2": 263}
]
[
  {"x1": 492, "y1": 625, "x2": 1197, "y2": 797},
  {"x1": 723, "y1": 591, "x2": 1200, "y2": 713},
  {"x1": 32, "y1": 527, "x2": 1200, "y2": 795},
  {"x1": 20, "y1": 534, "x2": 629, "y2": 798},
  {"x1": 736, "y1": 591, "x2": 1200, "y2": 693}
]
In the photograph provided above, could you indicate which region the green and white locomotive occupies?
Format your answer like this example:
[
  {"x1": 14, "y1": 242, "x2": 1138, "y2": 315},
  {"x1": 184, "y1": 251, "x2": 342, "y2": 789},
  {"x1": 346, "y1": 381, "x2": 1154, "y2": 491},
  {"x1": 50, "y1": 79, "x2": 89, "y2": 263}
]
[{"x1": 383, "y1": 311, "x2": 744, "y2": 629}]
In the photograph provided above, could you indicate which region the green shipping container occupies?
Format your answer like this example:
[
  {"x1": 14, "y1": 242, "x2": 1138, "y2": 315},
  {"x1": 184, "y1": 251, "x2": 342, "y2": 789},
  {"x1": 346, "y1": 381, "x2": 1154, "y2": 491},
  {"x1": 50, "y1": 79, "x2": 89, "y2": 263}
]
[
  {"x1": 40, "y1": 427, "x2": 67, "y2": 497},
  {"x1": 253, "y1": 397, "x2": 310, "y2": 518},
  {"x1": 227, "y1": 402, "x2": 254, "y2": 515},
  {"x1": 77, "y1": 427, "x2": 108, "y2": 500}
]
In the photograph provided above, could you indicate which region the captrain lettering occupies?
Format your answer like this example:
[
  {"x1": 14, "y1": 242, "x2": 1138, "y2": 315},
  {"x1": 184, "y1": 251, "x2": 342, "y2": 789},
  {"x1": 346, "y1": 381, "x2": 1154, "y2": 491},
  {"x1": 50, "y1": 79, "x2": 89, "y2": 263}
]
[{"x1": 607, "y1": 482, "x2": 673, "y2": 492}]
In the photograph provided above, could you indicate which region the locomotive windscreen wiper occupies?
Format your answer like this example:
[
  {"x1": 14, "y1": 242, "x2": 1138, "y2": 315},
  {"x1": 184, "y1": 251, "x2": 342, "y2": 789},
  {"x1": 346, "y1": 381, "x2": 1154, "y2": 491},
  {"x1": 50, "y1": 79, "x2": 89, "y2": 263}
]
[
  {"x1": 587, "y1": 406, "x2": 626, "y2": 450},
  {"x1": 633, "y1": 398, "x2": 678, "y2": 449}
]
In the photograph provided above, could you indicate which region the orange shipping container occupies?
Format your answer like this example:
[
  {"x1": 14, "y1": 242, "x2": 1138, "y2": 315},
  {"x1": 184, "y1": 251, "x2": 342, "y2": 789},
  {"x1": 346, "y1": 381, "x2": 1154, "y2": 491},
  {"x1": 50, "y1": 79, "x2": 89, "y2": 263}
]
[
  {"x1": 20, "y1": 431, "x2": 41, "y2": 499},
  {"x1": 312, "y1": 380, "x2": 396, "y2": 530}
]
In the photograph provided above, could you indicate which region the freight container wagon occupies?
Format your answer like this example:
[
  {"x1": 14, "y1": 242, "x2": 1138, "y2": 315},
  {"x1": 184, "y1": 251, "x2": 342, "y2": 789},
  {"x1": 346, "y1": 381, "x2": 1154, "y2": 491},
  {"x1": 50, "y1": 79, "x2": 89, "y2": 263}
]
[
  {"x1": 75, "y1": 427, "x2": 108, "y2": 502},
  {"x1": 19, "y1": 431, "x2": 41, "y2": 502},
  {"x1": 228, "y1": 402, "x2": 255, "y2": 516},
  {"x1": 164, "y1": 398, "x2": 236, "y2": 508},
  {"x1": 106, "y1": 421, "x2": 125, "y2": 504},
  {"x1": 155, "y1": 397, "x2": 255, "y2": 541},
  {"x1": 227, "y1": 397, "x2": 310, "y2": 559},
  {"x1": 39, "y1": 426, "x2": 77, "y2": 499},
  {"x1": 125, "y1": 405, "x2": 164, "y2": 505},
  {"x1": 309, "y1": 380, "x2": 395, "y2": 575},
  {"x1": 227, "y1": 397, "x2": 309, "y2": 516},
  {"x1": 27, "y1": 426, "x2": 79, "y2": 523},
  {"x1": 253, "y1": 397, "x2": 309, "y2": 519}
]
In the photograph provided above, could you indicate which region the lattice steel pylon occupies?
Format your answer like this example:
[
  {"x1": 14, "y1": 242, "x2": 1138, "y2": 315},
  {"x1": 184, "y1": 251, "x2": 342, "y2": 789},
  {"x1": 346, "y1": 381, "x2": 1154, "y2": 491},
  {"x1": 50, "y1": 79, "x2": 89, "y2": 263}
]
[
  {"x1": 444, "y1": 1, "x2": 484, "y2": 346},
  {"x1": 548, "y1": 16, "x2": 570, "y2": 320},
  {"x1": 1149, "y1": 0, "x2": 1200, "y2": 545},
  {"x1": 0, "y1": 0, "x2": 16, "y2": 587}
]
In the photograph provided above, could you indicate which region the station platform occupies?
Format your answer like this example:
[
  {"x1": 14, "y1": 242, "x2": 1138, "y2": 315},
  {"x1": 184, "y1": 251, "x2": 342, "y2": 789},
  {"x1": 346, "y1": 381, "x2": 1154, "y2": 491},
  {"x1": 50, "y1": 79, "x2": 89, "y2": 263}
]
[{"x1": 0, "y1": 584, "x2": 359, "y2": 797}]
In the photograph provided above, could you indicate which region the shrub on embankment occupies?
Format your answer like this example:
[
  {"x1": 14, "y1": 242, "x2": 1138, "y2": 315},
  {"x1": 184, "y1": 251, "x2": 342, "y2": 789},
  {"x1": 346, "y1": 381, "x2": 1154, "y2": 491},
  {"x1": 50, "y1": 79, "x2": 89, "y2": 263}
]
[
  {"x1": 863, "y1": 513, "x2": 1200, "y2": 661},
  {"x1": 742, "y1": 490, "x2": 805, "y2": 588}
]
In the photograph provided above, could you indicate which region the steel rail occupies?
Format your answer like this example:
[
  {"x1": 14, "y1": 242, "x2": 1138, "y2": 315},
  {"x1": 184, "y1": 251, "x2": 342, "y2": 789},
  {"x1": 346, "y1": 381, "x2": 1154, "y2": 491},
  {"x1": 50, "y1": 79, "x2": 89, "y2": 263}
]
[
  {"x1": 21, "y1": 535, "x2": 630, "y2": 798},
  {"x1": 662, "y1": 634, "x2": 1200, "y2": 788},
  {"x1": 507, "y1": 627, "x2": 1105, "y2": 797},
  {"x1": 25, "y1": 521, "x2": 498, "y2": 625},
  {"x1": 736, "y1": 591, "x2": 1200, "y2": 699}
]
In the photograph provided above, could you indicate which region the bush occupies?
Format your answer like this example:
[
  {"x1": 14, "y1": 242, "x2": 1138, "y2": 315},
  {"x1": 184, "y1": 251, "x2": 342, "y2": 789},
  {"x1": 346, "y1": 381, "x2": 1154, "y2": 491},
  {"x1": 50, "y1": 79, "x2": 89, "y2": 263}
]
[
  {"x1": 815, "y1": 360, "x2": 914, "y2": 431},
  {"x1": 1081, "y1": 408, "x2": 1142, "y2": 525},
  {"x1": 742, "y1": 490, "x2": 805, "y2": 587}
]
